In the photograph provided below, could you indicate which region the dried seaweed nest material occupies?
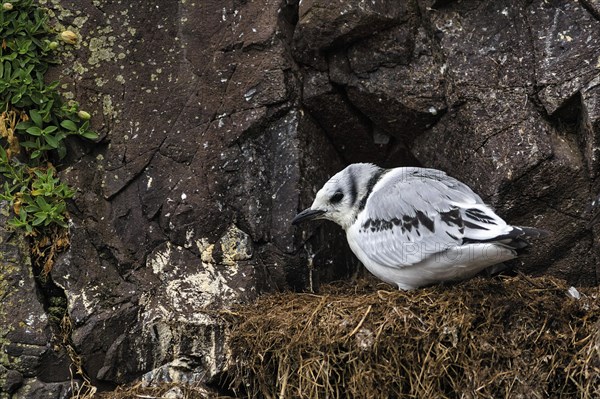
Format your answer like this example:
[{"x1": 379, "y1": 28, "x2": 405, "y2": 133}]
[
  {"x1": 94, "y1": 381, "x2": 233, "y2": 399},
  {"x1": 226, "y1": 276, "x2": 600, "y2": 399}
]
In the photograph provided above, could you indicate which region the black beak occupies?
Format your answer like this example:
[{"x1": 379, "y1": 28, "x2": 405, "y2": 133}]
[{"x1": 291, "y1": 208, "x2": 326, "y2": 225}]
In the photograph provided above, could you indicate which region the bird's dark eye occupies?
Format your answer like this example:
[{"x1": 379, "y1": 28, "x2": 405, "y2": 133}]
[{"x1": 330, "y1": 192, "x2": 344, "y2": 204}]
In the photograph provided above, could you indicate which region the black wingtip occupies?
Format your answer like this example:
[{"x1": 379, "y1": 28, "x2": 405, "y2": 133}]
[
  {"x1": 501, "y1": 226, "x2": 550, "y2": 251},
  {"x1": 463, "y1": 226, "x2": 550, "y2": 250}
]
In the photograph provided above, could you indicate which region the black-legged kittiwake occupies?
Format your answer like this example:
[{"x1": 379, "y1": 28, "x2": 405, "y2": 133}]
[{"x1": 292, "y1": 163, "x2": 546, "y2": 290}]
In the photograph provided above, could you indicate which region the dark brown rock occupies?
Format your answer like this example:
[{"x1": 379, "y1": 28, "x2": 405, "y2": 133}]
[
  {"x1": 0, "y1": 203, "x2": 71, "y2": 398},
  {"x1": 294, "y1": 1, "x2": 446, "y2": 145},
  {"x1": 532, "y1": 0, "x2": 600, "y2": 114},
  {"x1": 2, "y1": 0, "x2": 597, "y2": 395},
  {"x1": 11, "y1": 379, "x2": 71, "y2": 399},
  {"x1": 581, "y1": 0, "x2": 600, "y2": 20},
  {"x1": 293, "y1": 0, "x2": 410, "y2": 67},
  {"x1": 580, "y1": 80, "x2": 600, "y2": 178},
  {"x1": 302, "y1": 69, "x2": 391, "y2": 163},
  {"x1": 337, "y1": 25, "x2": 446, "y2": 141},
  {"x1": 0, "y1": 366, "x2": 23, "y2": 395},
  {"x1": 413, "y1": 88, "x2": 553, "y2": 198}
]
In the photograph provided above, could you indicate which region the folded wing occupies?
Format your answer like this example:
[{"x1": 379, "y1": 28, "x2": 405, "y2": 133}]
[{"x1": 351, "y1": 168, "x2": 517, "y2": 268}]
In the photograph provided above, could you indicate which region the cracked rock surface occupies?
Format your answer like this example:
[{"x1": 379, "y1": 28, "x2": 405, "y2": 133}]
[{"x1": 1, "y1": 0, "x2": 599, "y2": 396}]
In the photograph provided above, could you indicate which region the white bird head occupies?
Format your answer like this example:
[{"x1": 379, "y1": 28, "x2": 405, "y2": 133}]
[{"x1": 292, "y1": 163, "x2": 383, "y2": 230}]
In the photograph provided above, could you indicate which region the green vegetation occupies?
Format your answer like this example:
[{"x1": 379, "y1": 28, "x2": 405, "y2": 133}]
[{"x1": 0, "y1": 0, "x2": 97, "y2": 234}]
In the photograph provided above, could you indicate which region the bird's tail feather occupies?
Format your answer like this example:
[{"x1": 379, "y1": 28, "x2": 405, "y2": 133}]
[
  {"x1": 514, "y1": 226, "x2": 550, "y2": 239},
  {"x1": 466, "y1": 226, "x2": 549, "y2": 250},
  {"x1": 503, "y1": 226, "x2": 549, "y2": 251}
]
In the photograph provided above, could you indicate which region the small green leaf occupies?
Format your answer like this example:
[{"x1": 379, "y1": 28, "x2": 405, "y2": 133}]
[
  {"x1": 60, "y1": 119, "x2": 78, "y2": 131},
  {"x1": 30, "y1": 91, "x2": 46, "y2": 105},
  {"x1": 4, "y1": 60, "x2": 12, "y2": 78},
  {"x1": 43, "y1": 125, "x2": 58, "y2": 134},
  {"x1": 16, "y1": 121, "x2": 32, "y2": 130},
  {"x1": 26, "y1": 126, "x2": 43, "y2": 136},
  {"x1": 19, "y1": 140, "x2": 39, "y2": 149},
  {"x1": 46, "y1": 81, "x2": 59, "y2": 90},
  {"x1": 35, "y1": 196, "x2": 51, "y2": 211},
  {"x1": 30, "y1": 109, "x2": 43, "y2": 127},
  {"x1": 81, "y1": 131, "x2": 99, "y2": 140},
  {"x1": 8, "y1": 218, "x2": 22, "y2": 229},
  {"x1": 11, "y1": 92, "x2": 22, "y2": 104},
  {"x1": 24, "y1": 204, "x2": 38, "y2": 214},
  {"x1": 42, "y1": 99, "x2": 54, "y2": 113},
  {"x1": 32, "y1": 215, "x2": 47, "y2": 226},
  {"x1": 44, "y1": 134, "x2": 59, "y2": 148}
]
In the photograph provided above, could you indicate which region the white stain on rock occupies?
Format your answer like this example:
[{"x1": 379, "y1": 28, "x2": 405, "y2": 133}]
[
  {"x1": 139, "y1": 224, "x2": 255, "y2": 382},
  {"x1": 184, "y1": 228, "x2": 194, "y2": 249},
  {"x1": 149, "y1": 241, "x2": 172, "y2": 275},
  {"x1": 145, "y1": 224, "x2": 255, "y2": 312},
  {"x1": 219, "y1": 224, "x2": 253, "y2": 266},
  {"x1": 196, "y1": 238, "x2": 215, "y2": 263}
]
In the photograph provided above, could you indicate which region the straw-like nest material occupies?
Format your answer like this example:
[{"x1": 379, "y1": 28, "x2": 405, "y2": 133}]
[
  {"x1": 227, "y1": 276, "x2": 599, "y2": 399},
  {"x1": 94, "y1": 382, "x2": 232, "y2": 399}
]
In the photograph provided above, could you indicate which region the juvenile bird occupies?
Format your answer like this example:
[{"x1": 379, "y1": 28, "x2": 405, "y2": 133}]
[{"x1": 292, "y1": 163, "x2": 545, "y2": 290}]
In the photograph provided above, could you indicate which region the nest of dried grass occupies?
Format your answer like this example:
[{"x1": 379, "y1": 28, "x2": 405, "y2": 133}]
[
  {"x1": 227, "y1": 276, "x2": 600, "y2": 399},
  {"x1": 94, "y1": 381, "x2": 232, "y2": 399}
]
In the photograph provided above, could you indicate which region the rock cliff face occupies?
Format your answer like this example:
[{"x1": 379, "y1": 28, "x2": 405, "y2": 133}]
[{"x1": 1, "y1": 0, "x2": 599, "y2": 396}]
